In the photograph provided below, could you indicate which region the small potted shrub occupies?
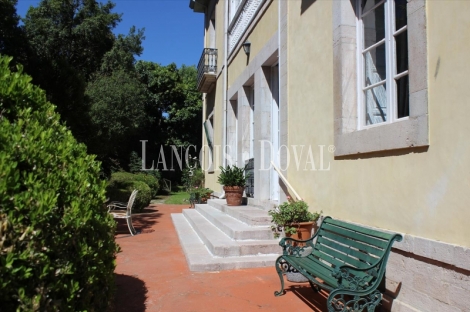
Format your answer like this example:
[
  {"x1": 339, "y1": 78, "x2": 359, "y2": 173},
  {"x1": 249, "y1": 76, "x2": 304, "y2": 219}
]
[
  {"x1": 217, "y1": 165, "x2": 248, "y2": 206},
  {"x1": 192, "y1": 187, "x2": 213, "y2": 204},
  {"x1": 268, "y1": 196, "x2": 322, "y2": 239}
]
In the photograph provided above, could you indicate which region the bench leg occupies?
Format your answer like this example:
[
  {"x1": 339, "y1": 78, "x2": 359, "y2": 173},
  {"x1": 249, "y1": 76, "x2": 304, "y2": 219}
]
[
  {"x1": 126, "y1": 216, "x2": 137, "y2": 236},
  {"x1": 327, "y1": 290, "x2": 381, "y2": 312},
  {"x1": 274, "y1": 256, "x2": 286, "y2": 297},
  {"x1": 309, "y1": 281, "x2": 320, "y2": 292}
]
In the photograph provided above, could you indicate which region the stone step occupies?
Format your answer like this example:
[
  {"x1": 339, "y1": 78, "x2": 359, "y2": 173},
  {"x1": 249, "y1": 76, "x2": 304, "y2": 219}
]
[
  {"x1": 207, "y1": 199, "x2": 273, "y2": 226},
  {"x1": 182, "y1": 209, "x2": 281, "y2": 257},
  {"x1": 171, "y1": 213, "x2": 280, "y2": 272},
  {"x1": 195, "y1": 204, "x2": 274, "y2": 240}
]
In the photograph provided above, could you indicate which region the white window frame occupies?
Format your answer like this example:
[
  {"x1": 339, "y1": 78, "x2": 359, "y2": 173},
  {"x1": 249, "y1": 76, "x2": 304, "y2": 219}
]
[
  {"x1": 357, "y1": 0, "x2": 409, "y2": 130},
  {"x1": 332, "y1": 0, "x2": 428, "y2": 156}
]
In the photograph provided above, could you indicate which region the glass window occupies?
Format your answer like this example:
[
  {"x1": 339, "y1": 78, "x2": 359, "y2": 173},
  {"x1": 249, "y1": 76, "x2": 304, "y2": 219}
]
[{"x1": 359, "y1": 0, "x2": 409, "y2": 127}]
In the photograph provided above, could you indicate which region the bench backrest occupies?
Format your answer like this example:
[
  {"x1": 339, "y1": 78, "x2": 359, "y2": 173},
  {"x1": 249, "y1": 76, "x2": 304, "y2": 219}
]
[
  {"x1": 312, "y1": 217, "x2": 402, "y2": 273},
  {"x1": 126, "y1": 189, "x2": 139, "y2": 216}
]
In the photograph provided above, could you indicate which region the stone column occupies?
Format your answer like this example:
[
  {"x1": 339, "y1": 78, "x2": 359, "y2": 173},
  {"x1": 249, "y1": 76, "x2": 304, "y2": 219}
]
[{"x1": 254, "y1": 67, "x2": 272, "y2": 201}]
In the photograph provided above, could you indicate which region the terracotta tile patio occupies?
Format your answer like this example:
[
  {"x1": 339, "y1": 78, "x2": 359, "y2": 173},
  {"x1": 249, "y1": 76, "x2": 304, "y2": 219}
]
[{"x1": 114, "y1": 204, "x2": 328, "y2": 311}]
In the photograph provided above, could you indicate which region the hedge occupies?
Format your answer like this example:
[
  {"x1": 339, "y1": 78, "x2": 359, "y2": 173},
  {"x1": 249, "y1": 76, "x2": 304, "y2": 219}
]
[
  {"x1": 106, "y1": 172, "x2": 152, "y2": 212},
  {"x1": 133, "y1": 172, "x2": 159, "y2": 197},
  {"x1": 0, "y1": 56, "x2": 118, "y2": 311}
]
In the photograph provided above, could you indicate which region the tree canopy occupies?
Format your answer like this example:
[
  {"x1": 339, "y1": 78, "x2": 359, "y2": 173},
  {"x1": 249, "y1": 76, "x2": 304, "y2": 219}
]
[{"x1": 1, "y1": 0, "x2": 202, "y2": 177}]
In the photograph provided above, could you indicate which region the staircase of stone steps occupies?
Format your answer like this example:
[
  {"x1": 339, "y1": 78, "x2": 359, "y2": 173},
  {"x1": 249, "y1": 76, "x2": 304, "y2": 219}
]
[{"x1": 171, "y1": 199, "x2": 282, "y2": 272}]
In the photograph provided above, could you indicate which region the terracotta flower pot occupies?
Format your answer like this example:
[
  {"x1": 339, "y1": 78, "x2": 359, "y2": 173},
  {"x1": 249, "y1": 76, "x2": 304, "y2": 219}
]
[
  {"x1": 285, "y1": 221, "x2": 318, "y2": 246},
  {"x1": 223, "y1": 186, "x2": 244, "y2": 206}
]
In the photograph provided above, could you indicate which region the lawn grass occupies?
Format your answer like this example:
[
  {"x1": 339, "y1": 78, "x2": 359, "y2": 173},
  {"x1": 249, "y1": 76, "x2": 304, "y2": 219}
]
[{"x1": 164, "y1": 191, "x2": 190, "y2": 205}]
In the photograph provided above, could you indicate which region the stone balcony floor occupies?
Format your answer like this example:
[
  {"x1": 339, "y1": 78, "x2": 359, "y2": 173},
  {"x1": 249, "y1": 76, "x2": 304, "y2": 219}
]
[{"x1": 114, "y1": 203, "x2": 327, "y2": 311}]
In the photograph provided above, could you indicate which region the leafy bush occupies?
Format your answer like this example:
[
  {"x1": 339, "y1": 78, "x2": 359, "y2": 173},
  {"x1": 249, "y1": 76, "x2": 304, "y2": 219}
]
[
  {"x1": 106, "y1": 172, "x2": 151, "y2": 211},
  {"x1": 0, "y1": 56, "x2": 118, "y2": 311},
  {"x1": 133, "y1": 172, "x2": 159, "y2": 197}
]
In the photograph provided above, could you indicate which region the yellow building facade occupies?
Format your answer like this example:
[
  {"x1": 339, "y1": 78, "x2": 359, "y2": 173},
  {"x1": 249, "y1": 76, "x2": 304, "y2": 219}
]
[{"x1": 190, "y1": 0, "x2": 470, "y2": 310}]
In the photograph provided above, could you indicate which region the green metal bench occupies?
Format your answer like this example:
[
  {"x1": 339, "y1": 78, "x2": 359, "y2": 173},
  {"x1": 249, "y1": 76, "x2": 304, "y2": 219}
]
[{"x1": 274, "y1": 217, "x2": 402, "y2": 312}]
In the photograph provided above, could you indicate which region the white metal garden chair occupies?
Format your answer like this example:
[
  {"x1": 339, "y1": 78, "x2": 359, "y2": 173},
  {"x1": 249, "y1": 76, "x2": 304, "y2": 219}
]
[{"x1": 107, "y1": 189, "x2": 138, "y2": 236}]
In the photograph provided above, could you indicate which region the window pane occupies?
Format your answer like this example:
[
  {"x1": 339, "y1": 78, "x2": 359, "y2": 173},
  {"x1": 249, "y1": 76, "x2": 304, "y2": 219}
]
[
  {"x1": 363, "y1": 3, "x2": 385, "y2": 49},
  {"x1": 396, "y1": 75, "x2": 409, "y2": 118},
  {"x1": 365, "y1": 84, "x2": 387, "y2": 125},
  {"x1": 395, "y1": 30, "x2": 408, "y2": 74},
  {"x1": 361, "y1": 0, "x2": 383, "y2": 13},
  {"x1": 364, "y1": 43, "x2": 387, "y2": 87},
  {"x1": 395, "y1": 0, "x2": 408, "y2": 30}
]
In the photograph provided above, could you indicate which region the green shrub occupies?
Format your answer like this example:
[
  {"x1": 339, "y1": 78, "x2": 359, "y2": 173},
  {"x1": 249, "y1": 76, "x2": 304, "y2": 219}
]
[
  {"x1": 0, "y1": 56, "x2": 118, "y2": 311},
  {"x1": 106, "y1": 172, "x2": 151, "y2": 211},
  {"x1": 217, "y1": 165, "x2": 248, "y2": 187},
  {"x1": 133, "y1": 172, "x2": 159, "y2": 197},
  {"x1": 181, "y1": 167, "x2": 204, "y2": 190}
]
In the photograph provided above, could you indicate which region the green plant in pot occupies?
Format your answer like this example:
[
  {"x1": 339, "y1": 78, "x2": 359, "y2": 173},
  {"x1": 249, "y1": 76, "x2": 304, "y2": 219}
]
[
  {"x1": 217, "y1": 165, "x2": 248, "y2": 206},
  {"x1": 190, "y1": 187, "x2": 213, "y2": 204},
  {"x1": 269, "y1": 196, "x2": 322, "y2": 239}
]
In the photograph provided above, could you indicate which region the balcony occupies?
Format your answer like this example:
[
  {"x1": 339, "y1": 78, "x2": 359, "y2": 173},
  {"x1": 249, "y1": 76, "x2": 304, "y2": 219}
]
[{"x1": 197, "y1": 48, "x2": 217, "y2": 93}]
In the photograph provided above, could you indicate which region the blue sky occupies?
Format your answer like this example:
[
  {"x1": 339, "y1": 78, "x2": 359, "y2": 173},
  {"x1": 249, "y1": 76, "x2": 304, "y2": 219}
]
[{"x1": 16, "y1": 0, "x2": 204, "y2": 67}]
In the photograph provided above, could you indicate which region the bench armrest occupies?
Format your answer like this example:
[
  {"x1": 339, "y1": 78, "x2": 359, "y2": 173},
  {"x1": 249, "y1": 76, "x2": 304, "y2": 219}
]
[
  {"x1": 107, "y1": 201, "x2": 127, "y2": 212},
  {"x1": 279, "y1": 232, "x2": 318, "y2": 257}
]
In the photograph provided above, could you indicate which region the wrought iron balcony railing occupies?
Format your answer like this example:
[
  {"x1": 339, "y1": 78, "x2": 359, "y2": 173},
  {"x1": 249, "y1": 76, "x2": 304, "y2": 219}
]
[{"x1": 197, "y1": 48, "x2": 217, "y2": 93}]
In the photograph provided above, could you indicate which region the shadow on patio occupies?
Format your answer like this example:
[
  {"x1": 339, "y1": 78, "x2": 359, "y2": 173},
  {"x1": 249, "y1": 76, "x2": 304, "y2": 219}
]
[
  {"x1": 114, "y1": 204, "x2": 326, "y2": 311},
  {"x1": 114, "y1": 204, "x2": 163, "y2": 237},
  {"x1": 114, "y1": 273, "x2": 148, "y2": 312}
]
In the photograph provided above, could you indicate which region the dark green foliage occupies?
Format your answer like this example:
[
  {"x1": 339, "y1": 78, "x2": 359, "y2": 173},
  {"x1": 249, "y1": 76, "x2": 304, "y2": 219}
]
[
  {"x1": 135, "y1": 61, "x2": 202, "y2": 148},
  {"x1": 106, "y1": 172, "x2": 152, "y2": 212},
  {"x1": 85, "y1": 69, "x2": 151, "y2": 172},
  {"x1": 217, "y1": 165, "x2": 248, "y2": 187},
  {"x1": 133, "y1": 173, "x2": 159, "y2": 197},
  {"x1": 0, "y1": 56, "x2": 118, "y2": 311},
  {"x1": 0, "y1": 0, "x2": 28, "y2": 67},
  {"x1": 99, "y1": 26, "x2": 145, "y2": 75},
  {"x1": 23, "y1": 0, "x2": 122, "y2": 142},
  {"x1": 1, "y1": 0, "x2": 202, "y2": 187},
  {"x1": 129, "y1": 151, "x2": 142, "y2": 173},
  {"x1": 164, "y1": 65, "x2": 202, "y2": 147}
]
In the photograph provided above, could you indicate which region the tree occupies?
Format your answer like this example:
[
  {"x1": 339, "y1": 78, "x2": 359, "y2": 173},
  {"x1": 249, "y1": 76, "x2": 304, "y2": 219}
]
[
  {"x1": 135, "y1": 61, "x2": 202, "y2": 148},
  {"x1": 164, "y1": 65, "x2": 202, "y2": 147},
  {"x1": 23, "y1": 0, "x2": 121, "y2": 142},
  {"x1": 0, "y1": 0, "x2": 28, "y2": 66},
  {"x1": 85, "y1": 69, "x2": 151, "y2": 174},
  {"x1": 100, "y1": 26, "x2": 145, "y2": 75}
]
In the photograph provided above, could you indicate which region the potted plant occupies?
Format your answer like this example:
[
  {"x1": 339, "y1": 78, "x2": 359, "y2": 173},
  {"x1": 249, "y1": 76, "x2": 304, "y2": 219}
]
[
  {"x1": 268, "y1": 196, "x2": 322, "y2": 240},
  {"x1": 197, "y1": 187, "x2": 213, "y2": 203},
  {"x1": 217, "y1": 165, "x2": 248, "y2": 206},
  {"x1": 269, "y1": 197, "x2": 322, "y2": 282}
]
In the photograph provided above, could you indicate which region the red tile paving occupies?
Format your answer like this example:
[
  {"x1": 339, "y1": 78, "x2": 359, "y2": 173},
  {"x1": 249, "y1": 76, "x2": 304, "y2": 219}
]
[{"x1": 114, "y1": 204, "x2": 328, "y2": 312}]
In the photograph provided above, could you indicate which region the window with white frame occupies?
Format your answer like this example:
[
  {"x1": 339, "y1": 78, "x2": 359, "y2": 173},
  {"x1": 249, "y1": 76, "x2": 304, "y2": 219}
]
[
  {"x1": 333, "y1": 0, "x2": 428, "y2": 156},
  {"x1": 358, "y1": 0, "x2": 409, "y2": 128}
]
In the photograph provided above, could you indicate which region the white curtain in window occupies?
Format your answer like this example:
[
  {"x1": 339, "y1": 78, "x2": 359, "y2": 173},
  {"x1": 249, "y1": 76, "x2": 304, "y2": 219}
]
[{"x1": 364, "y1": 52, "x2": 387, "y2": 125}]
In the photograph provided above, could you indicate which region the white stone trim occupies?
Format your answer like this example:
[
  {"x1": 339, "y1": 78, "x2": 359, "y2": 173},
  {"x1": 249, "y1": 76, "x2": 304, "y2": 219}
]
[{"x1": 333, "y1": 0, "x2": 429, "y2": 156}]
